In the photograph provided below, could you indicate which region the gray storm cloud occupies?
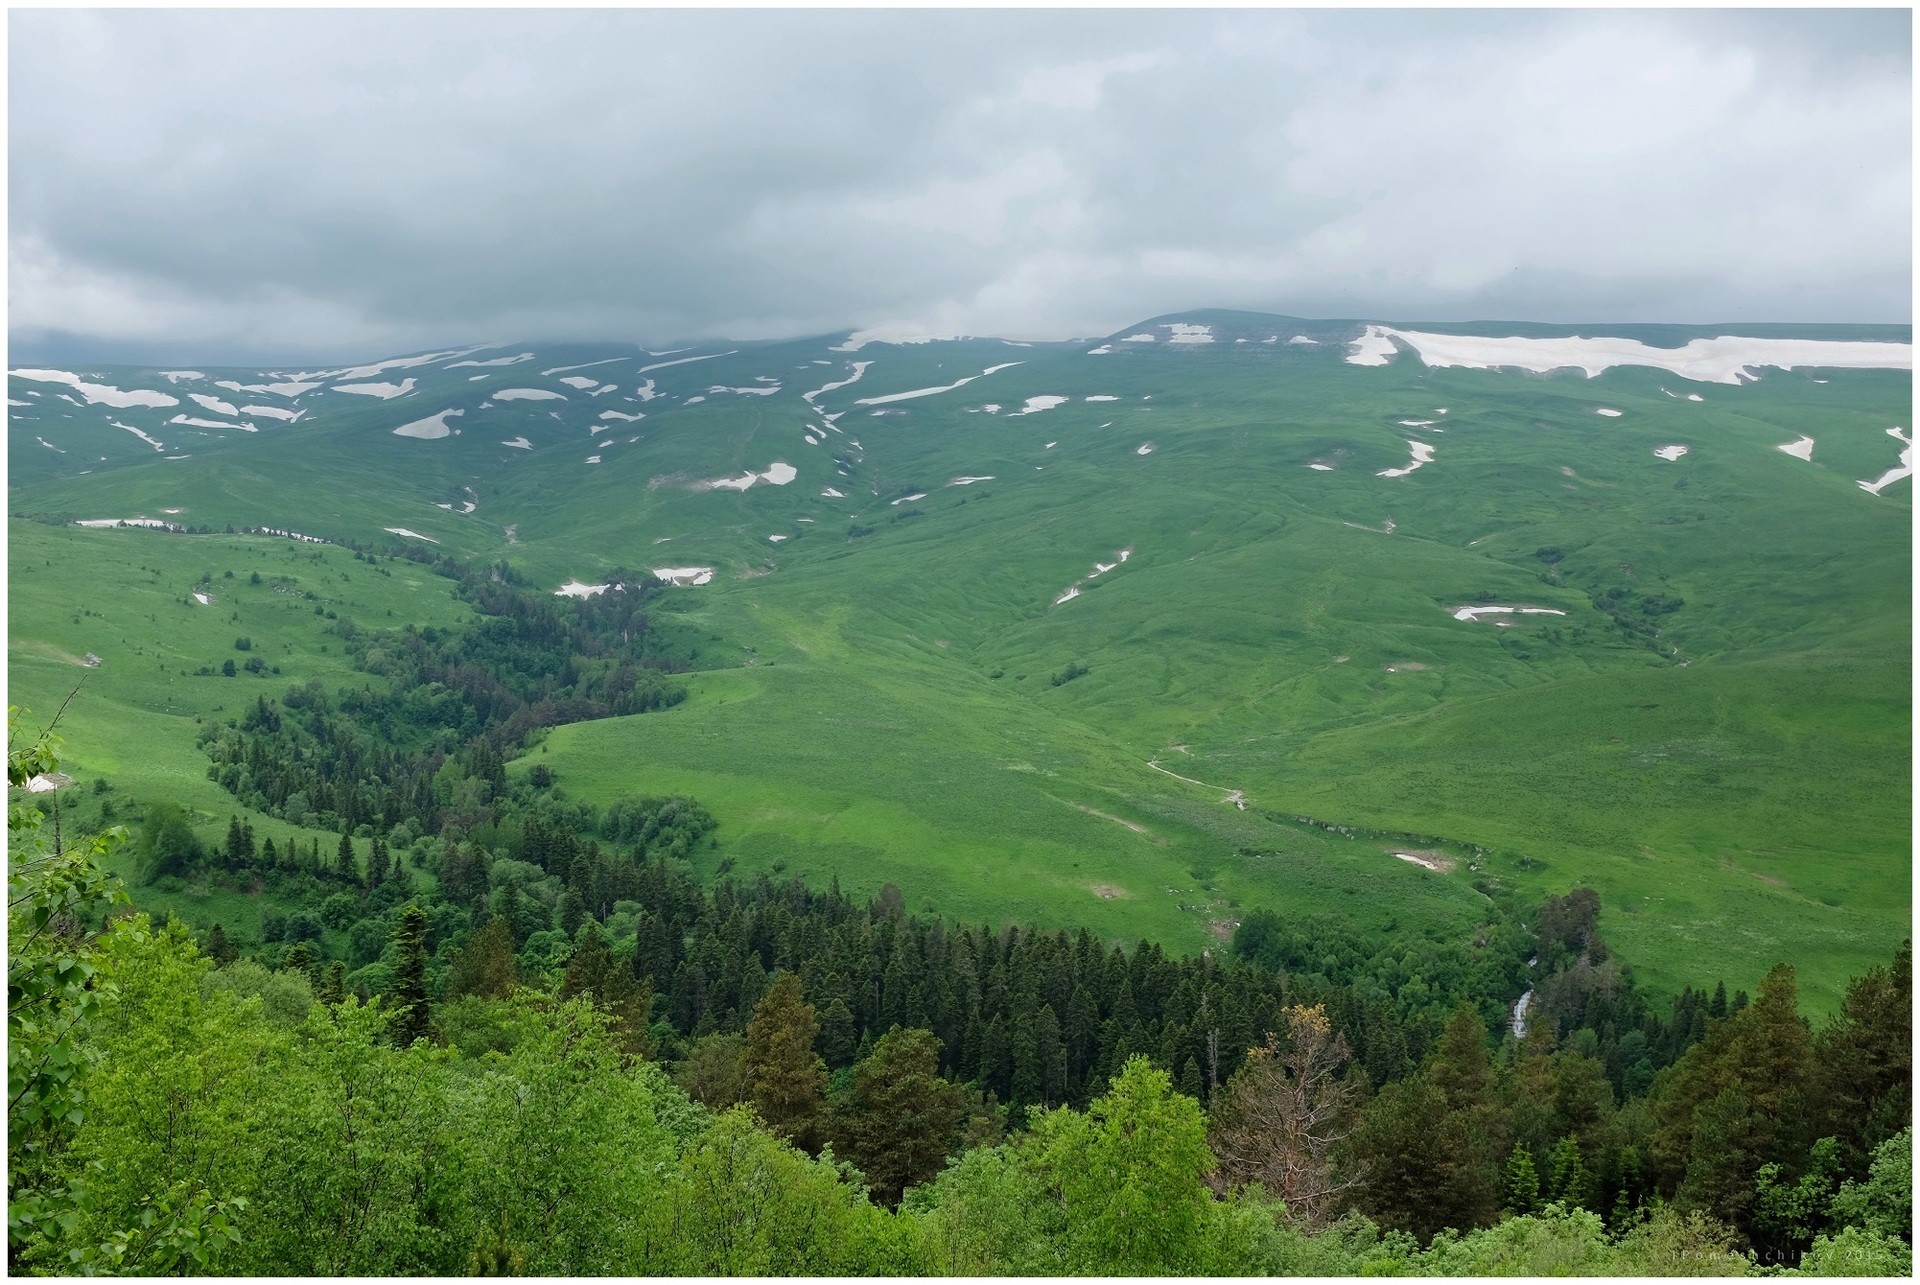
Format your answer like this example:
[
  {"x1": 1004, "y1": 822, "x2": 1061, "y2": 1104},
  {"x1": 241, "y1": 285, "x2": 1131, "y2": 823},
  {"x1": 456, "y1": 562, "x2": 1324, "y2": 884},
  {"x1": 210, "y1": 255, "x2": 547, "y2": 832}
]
[{"x1": 8, "y1": 7, "x2": 1911, "y2": 363}]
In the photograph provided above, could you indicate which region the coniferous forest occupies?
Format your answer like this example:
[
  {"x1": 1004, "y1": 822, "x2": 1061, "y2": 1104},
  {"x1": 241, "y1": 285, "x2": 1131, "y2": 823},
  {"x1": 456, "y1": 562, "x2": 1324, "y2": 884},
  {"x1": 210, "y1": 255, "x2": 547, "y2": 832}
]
[{"x1": 8, "y1": 563, "x2": 1911, "y2": 1276}]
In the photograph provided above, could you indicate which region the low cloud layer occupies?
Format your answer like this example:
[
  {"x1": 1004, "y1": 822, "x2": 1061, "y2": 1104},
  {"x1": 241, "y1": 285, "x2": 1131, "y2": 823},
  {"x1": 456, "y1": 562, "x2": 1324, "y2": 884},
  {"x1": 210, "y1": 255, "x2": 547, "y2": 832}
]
[{"x1": 9, "y1": 8, "x2": 1911, "y2": 363}]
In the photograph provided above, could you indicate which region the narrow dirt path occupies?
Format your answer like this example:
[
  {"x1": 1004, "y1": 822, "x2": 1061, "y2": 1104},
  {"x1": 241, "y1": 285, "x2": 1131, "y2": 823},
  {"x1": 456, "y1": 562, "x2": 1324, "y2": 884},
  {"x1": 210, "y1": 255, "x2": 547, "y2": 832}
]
[{"x1": 1145, "y1": 758, "x2": 1247, "y2": 809}]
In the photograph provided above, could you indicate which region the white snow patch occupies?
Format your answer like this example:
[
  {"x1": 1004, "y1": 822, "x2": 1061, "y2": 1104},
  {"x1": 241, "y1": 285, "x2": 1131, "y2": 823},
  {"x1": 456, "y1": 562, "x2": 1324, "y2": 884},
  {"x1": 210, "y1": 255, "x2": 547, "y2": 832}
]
[
  {"x1": 1086, "y1": 345, "x2": 1114, "y2": 355},
  {"x1": 168, "y1": 415, "x2": 257, "y2": 432},
  {"x1": 822, "y1": 487, "x2": 845, "y2": 497},
  {"x1": 559, "y1": 376, "x2": 602, "y2": 390},
  {"x1": 1653, "y1": 445, "x2": 1690, "y2": 461},
  {"x1": 1013, "y1": 395, "x2": 1069, "y2": 416},
  {"x1": 542, "y1": 357, "x2": 625, "y2": 376},
  {"x1": 107, "y1": 419, "x2": 166, "y2": 451},
  {"x1": 890, "y1": 492, "x2": 928, "y2": 506},
  {"x1": 1595, "y1": 407, "x2": 1623, "y2": 417},
  {"x1": 384, "y1": 527, "x2": 440, "y2": 543},
  {"x1": 1354, "y1": 326, "x2": 1912, "y2": 384},
  {"x1": 651, "y1": 567, "x2": 715, "y2": 586},
  {"x1": 10, "y1": 369, "x2": 178, "y2": 408},
  {"x1": 160, "y1": 371, "x2": 205, "y2": 382},
  {"x1": 856, "y1": 362, "x2": 1022, "y2": 406},
  {"x1": 1122, "y1": 333, "x2": 1156, "y2": 343},
  {"x1": 1451, "y1": 605, "x2": 1567, "y2": 622},
  {"x1": 768, "y1": 534, "x2": 787, "y2": 543},
  {"x1": 1288, "y1": 335, "x2": 1319, "y2": 346},
  {"x1": 599, "y1": 409, "x2": 646, "y2": 422},
  {"x1": 332, "y1": 378, "x2": 416, "y2": 399},
  {"x1": 1308, "y1": 463, "x2": 1334, "y2": 472},
  {"x1": 639, "y1": 350, "x2": 736, "y2": 373},
  {"x1": 1378, "y1": 441, "x2": 1436, "y2": 478},
  {"x1": 393, "y1": 408, "x2": 464, "y2": 439},
  {"x1": 1399, "y1": 419, "x2": 1436, "y2": 427},
  {"x1": 802, "y1": 361, "x2": 872, "y2": 406},
  {"x1": 1777, "y1": 436, "x2": 1815, "y2": 461},
  {"x1": 449, "y1": 352, "x2": 535, "y2": 369},
  {"x1": 241, "y1": 405, "x2": 303, "y2": 422},
  {"x1": 1857, "y1": 427, "x2": 1913, "y2": 496},
  {"x1": 35, "y1": 437, "x2": 64, "y2": 452},
  {"x1": 948, "y1": 476, "x2": 994, "y2": 486},
  {"x1": 74, "y1": 517, "x2": 178, "y2": 529},
  {"x1": 502, "y1": 437, "x2": 533, "y2": 450},
  {"x1": 215, "y1": 379, "x2": 321, "y2": 397},
  {"x1": 1085, "y1": 395, "x2": 1120, "y2": 402},
  {"x1": 633, "y1": 380, "x2": 660, "y2": 401},
  {"x1": 1164, "y1": 323, "x2": 1214, "y2": 344},
  {"x1": 709, "y1": 384, "x2": 781, "y2": 397},
  {"x1": 1135, "y1": 442, "x2": 1155, "y2": 455},
  {"x1": 1054, "y1": 585, "x2": 1081, "y2": 604},
  {"x1": 554, "y1": 580, "x2": 610, "y2": 598},
  {"x1": 495, "y1": 388, "x2": 566, "y2": 401},
  {"x1": 1344, "y1": 327, "x2": 1400, "y2": 367},
  {"x1": 705, "y1": 461, "x2": 797, "y2": 491},
  {"x1": 192, "y1": 591, "x2": 212, "y2": 605}
]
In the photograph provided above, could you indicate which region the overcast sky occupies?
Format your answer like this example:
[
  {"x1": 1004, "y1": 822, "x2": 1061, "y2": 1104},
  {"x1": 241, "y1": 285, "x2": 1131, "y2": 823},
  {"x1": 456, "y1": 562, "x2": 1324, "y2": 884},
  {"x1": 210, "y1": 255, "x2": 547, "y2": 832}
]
[{"x1": 9, "y1": 7, "x2": 1912, "y2": 364}]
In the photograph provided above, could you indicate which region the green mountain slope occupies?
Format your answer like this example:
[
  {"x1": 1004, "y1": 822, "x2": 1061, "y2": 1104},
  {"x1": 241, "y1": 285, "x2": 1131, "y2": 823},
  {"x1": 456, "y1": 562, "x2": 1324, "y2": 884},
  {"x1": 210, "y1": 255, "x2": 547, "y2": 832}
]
[{"x1": 10, "y1": 312, "x2": 1910, "y2": 1006}]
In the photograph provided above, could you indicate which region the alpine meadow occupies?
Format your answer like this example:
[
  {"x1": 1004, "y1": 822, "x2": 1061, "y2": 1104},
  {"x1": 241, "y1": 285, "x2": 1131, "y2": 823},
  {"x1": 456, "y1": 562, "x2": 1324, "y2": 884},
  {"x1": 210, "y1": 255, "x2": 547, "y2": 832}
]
[{"x1": 7, "y1": 6, "x2": 1914, "y2": 1279}]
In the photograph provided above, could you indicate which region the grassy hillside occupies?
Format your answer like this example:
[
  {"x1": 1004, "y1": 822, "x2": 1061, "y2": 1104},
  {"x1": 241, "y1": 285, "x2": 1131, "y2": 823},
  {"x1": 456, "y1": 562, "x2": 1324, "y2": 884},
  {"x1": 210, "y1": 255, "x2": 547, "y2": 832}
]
[{"x1": 10, "y1": 312, "x2": 1910, "y2": 1007}]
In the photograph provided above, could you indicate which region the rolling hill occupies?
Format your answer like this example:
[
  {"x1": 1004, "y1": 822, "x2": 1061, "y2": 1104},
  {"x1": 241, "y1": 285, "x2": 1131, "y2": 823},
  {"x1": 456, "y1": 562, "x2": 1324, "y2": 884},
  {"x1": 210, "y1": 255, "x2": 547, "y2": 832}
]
[{"x1": 10, "y1": 309, "x2": 1912, "y2": 1007}]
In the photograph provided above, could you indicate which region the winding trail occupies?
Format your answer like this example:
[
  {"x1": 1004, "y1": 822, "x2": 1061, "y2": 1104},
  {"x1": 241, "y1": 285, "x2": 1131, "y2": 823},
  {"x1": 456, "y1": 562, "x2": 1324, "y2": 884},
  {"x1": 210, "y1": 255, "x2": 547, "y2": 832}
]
[{"x1": 1145, "y1": 758, "x2": 1247, "y2": 810}]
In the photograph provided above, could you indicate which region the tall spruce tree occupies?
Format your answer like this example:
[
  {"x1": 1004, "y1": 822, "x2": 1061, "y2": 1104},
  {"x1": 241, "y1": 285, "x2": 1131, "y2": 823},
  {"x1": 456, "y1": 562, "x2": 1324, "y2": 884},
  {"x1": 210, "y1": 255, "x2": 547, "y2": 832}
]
[
  {"x1": 390, "y1": 903, "x2": 431, "y2": 1047},
  {"x1": 448, "y1": 915, "x2": 518, "y2": 1000},
  {"x1": 831, "y1": 1026, "x2": 966, "y2": 1207},
  {"x1": 742, "y1": 971, "x2": 829, "y2": 1152}
]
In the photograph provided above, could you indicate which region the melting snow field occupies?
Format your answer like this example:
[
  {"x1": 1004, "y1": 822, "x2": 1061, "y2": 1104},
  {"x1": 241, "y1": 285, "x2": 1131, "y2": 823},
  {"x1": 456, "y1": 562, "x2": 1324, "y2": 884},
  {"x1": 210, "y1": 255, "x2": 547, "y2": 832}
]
[
  {"x1": 1595, "y1": 408, "x2": 1623, "y2": 417},
  {"x1": 241, "y1": 405, "x2": 303, "y2": 422},
  {"x1": 1778, "y1": 436, "x2": 1816, "y2": 461},
  {"x1": 1086, "y1": 345, "x2": 1114, "y2": 355},
  {"x1": 1014, "y1": 396, "x2": 1068, "y2": 415},
  {"x1": 821, "y1": 487, "x2": 845, "y2": 497},
  {"x1": 559, "y1": 376, "x2": 601, "y2": 390},
  {"x1": 554, "y1": 581, "x2": 610, "y2": 598},
  {"x1": 802, "y1": 361, "x2": 872, "y2": 406},
  {"x1": 1858, "y1": 427, "x2": 1913, "y2": 496},
  {"x1": 11, "y1": 369, "x2": 179, "y2": 409},
  {"x1": 333, "y1": 378, "x2": 416, "y2": 399},
  {"x1": 1344, "y1": 329, "x2": 1399, "y2": 366},
  {"x1": 1135, "y1": 442, "x2": 1155, "y2": 455},
  {"x1": 449, "y1": 352, "x2": 534, "y2": 369},
  {"x1": 495, "y1": 388, "x2": 566, "y2": 401},
  {"x1": 1288, "y1": 335, "x2": 1319, "y2": 346},
  {"x1": 393, "y1": 408, "x2": 464, "y2": 439},
  {"x1": 161, "y1": 371, "x2": 205, "y2": 382},
  {"x1": 599, "y1": 410, "x2": 646, "y2": 422},
  {"x1": 856, "y1": 362, "x2": 1022, "y2": 406},
  {"x1": 705, "y1": 461, "x2": 797, "y2": 491},
  {"x1": 948, "y1": 476, "x2": 994, "y2": 486},
  {"x1": 1308, "y1": 463, "x2": 1335, "y2": 472},
  {"x1": 1053, "y1": 547, "x2": 1133, "y2": 606},
  {"x1": 890, "y1": 492, "x2": 928, "y2": 506},
  {"x1": 1085, "y1": 395, "x2": 1119, "y2": 402},
  {"x1": 1377, "y1": 441, "x2": 1436, "y2": 478},
  {"x1": 169, "y1": 415, "x2": 257, "y2": 432},
  {"x1": 192, "y1": 592, "x2": 212, "y2": 606},
  {"x1": 652, "y1": 567, "x2": 716, "y2": 586},
  {"x1": 1451, "y1": 605, "x2": 1567, "y2": 622},
  {"x1": 1654, "y1": 445, "x2": 1690, "y2": 461},
  {"x1": 1346, "y1": 324, "x2": 1912, "y2": 384},
  {"x1": 639, "y1": 350, "x2": 736, "y2": 373},
  {"x1": 217, "y1": 379, "x2": 322, "y2": 397},
  {"x1": 75, "y1": 517, "x2": 177, "y2": 529},
  {"x1": 190, "y1": 393, "x2": 241, "y2": 416},
  {"x1": 384, "y1": 528, "x2": 440, "y2": 543},
  {"x1": 502, "y1": 437, "x2": 533, "y2": 450},
  {"x1": 1164, "y1": 323, "x2": 1214, "y2": 344},
  {"x1": 108, "y1": 420, "x2": 166, "y2": 451},
  {"x1": 710, "y1": 384, "x2": 782, "y2": 397}
]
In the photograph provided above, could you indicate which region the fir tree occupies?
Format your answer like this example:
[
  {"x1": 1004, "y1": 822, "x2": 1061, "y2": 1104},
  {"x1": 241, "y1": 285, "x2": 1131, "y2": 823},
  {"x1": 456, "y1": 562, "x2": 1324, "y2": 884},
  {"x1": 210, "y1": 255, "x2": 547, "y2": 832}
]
[
  {"x1": 318, "y1": 960, "x2": 346, "y2": 1006},
  {"x1": 1503, "y1": 1144, "x2": 1540, "y2": 1215},
  {"x1": 831, "y1": 1026, "x2": 966, "y2": 1207},
  {"x1": 337, "y1": 831, "x2": 355, "y2": 882},
  {"x1": 204, "y1": 923, "x2": 236, "y2": 966},
  {"x1": 1547, "y1": 1135, "x2": 1592, "y2": 1210},
  {"x1": 390, "y1": 903, "x2": 431, "y2": 1047},
  {"x1": 742, "y1": 971, "x2": 828, "y2": 1152},
  {"x1": 449, "y1": 915, "x2": 518, "y2": 1000}
]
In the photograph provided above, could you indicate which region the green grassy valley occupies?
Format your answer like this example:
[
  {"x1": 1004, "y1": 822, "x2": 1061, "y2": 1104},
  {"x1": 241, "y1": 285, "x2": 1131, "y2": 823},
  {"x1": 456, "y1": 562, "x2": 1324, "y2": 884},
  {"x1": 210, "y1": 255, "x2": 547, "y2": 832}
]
[{"x1": 10, "y1": 312, "x2": 1911, "y2": 1008}]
